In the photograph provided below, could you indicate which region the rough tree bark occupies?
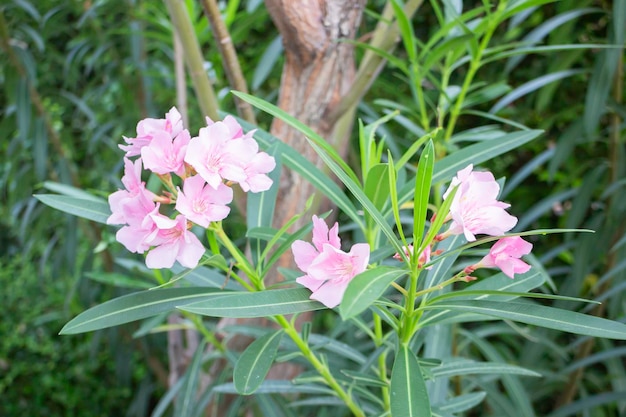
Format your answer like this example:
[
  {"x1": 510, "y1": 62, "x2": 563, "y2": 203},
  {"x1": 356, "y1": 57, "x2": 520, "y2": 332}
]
[{"x1": 265, "y1": 0, "x2": 366, "y2": 243}]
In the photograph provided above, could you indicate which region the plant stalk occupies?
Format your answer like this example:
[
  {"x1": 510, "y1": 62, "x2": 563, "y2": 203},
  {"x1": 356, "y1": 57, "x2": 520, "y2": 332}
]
[
  {"x1": 199, "y1": 0, "x2": 257, "y2": 124},
  {"x1": 163, "y1": 0, "x2": 219, "y2": 121}
]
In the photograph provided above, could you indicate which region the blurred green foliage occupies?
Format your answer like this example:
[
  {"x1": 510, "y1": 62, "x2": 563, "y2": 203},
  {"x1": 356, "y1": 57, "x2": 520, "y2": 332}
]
[{"x1": 1, "y1": 0, "x2": 624, "y2": 415}]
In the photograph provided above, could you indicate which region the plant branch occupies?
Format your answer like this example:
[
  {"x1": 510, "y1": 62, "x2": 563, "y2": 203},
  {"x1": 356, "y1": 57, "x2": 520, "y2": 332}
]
[
  {"x1": 328, "y1": 0, "x2": 424, "y2": 124},
  {"x1": 163, "y1": 0, "x2": 219, "y2": 121},
  {"x1": 199, "y1": 0, "x2": 257, "y2": 124}
]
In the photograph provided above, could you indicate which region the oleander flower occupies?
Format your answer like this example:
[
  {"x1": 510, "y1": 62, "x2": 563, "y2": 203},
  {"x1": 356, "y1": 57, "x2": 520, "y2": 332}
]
[
  {"x1": 144, "y1": 214, "x2": 205, "y2": 269},
  {"x1": 141, "y1": 129, "x2": 190, "y2": 176},
  {"x1": 175, "y1": 175, "x2": 233, "y2": 228},
  {"x1": 442, "y1": 164, "x2": 517, "y2": 242},
  {"x1": 292, "y1": 216, "x2": 370, "y2": 308},
  {"x1": 466, "y1": 236, "x2": 533, "y2": 279},
  {"x1": 185, "y1": 117, "x2": 275, "y2": 192},
  {"x1": 120, "y1": 107, "x2": 183, "y2": 157}
]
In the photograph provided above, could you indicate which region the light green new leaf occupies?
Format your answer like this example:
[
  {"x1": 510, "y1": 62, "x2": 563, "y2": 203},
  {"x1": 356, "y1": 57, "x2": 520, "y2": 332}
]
[
  {"x1": 35, "y1": 194, "x2": 111, "y2": 224},
  {"x1": 340, "y1": 267, "x2": 407, "y2": 320},
  {"x1": 391, "y1": 345, "x2": 432, "y2": 417},
  {"x1": 421, "y1": 300, "x2": 626, "y2": 339},
  {"x1": 180, "y1": 288, "x2": 325, "y2": 318},
  {"x1": 234, "y1": 330, "x2": 284, "y2": 395},
  {"x1": 60, "y1": 288, "x2": 227, "y2": 334}
]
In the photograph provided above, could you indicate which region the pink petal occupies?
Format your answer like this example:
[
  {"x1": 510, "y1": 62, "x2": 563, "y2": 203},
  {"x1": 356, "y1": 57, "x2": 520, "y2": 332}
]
[
  {"x1": 291, "y1": 240, "x2": 319, "y2": 271},
  {"x1": 310, "y1": 280, "x2": 350, "y2": 308}
]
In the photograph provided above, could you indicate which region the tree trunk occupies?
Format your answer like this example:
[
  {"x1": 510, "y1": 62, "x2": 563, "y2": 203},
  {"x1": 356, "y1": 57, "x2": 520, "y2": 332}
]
[{"x1": 266, "y1": 0, "x2": 366, "y2": 242}]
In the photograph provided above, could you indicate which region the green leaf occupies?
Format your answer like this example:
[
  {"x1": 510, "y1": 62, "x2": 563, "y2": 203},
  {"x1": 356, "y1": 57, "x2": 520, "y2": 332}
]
[
  {"x1": 234, "y1": 116, "x2": 362, "y2": 227},
  {"x1": 421, "y1": 300, "x2": 626, "y2": 339},
  {"x1": 340, "y1": 267, "x2": 407, "y2": 320},
  {"x1": 390, "y1": 345, "x2": 432, "y2": 417},
  {"x1": 60, "y1": 288, "x2": 227, "y2": 334},
  {"x1": 433, "y1": 392, "x2": 486, "y2": 414},
  {"x1": 234, "y1": 330, "x2": 284, "y2": 395},
  {"x1": 307, "y1": 139, "x2": 405, "y2": 256},
  {"x1": 180, "y1": 288, "x2": 325, "y2": 318},
  {"x1": 176, "y1": 340, "x2": 206, "y2": 417},
  {"x1": 364, "y1": 163, "x2": 391, "y2": 230},
  {"x1": 431, "y1": 358, "x2": 541, "y2": 379},
  {"x1": 390, "y1": 0, "x2": 417, "y2": 64},
  {"x1": 35, "y1": 194, "x2": 111, "y2": 224},
  {"x1": 394, "y1": 130, "x2": 543, "y2": 211},
  {"x1": 413, "y1": 140, "x2": 435, "y2": 250},
  {"x1": 232, "y1": 91, "x2": 360, "y2": 185}
]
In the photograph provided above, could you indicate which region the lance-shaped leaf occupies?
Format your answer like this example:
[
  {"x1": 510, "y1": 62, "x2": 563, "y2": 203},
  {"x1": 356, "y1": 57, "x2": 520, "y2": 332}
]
[
  {"x1": 234, "y1": 330, "x2": 284, "y2": 395},
  {"x1": 35, "y1": 194, "x2": 111, "y2": 224},
  {"x1": 421, "y1": 300, "x2": 626, "y2": 340},
  {"x1": 340, "y1": 267, "x2": 406, "y2": 320},
  {"x1": 390, "y1": 345, "x2": 432, "y2": 417},
  {"x1": 175, "y1": 340, "x2": 207, "y2": 417},
  {"x1": 180, "y1": 288, "x2": 325, "y2": 318},
  {"x1": 393, "y1": 130, "x2": 543, "y2": 211},
  {"x1": 413, "y1": 139, "x2": 435, "y2": 250},
  {"x1": 60, "y1": 288, "x2": 227, "y2": 334}
]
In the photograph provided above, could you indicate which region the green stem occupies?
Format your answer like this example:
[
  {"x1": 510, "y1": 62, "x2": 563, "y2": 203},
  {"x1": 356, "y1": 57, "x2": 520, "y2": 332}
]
[
  {"x1": 374, "y1": 314, "x2": 391, "y2": 411},
  {"x1": 211, "y1": 222, "x2": 260, "y2": 290},
  {"x1": 275, "y1": 315, "x2": 366, "y2": 417},
  {"x1": 443, "y1": 2, "x2": 507, "y2": 141}
]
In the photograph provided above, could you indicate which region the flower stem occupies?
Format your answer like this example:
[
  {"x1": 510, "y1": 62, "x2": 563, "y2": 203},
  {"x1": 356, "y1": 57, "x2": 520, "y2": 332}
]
[{"x1": 275, "y1": 315, "x2": 366, "y2": 417}]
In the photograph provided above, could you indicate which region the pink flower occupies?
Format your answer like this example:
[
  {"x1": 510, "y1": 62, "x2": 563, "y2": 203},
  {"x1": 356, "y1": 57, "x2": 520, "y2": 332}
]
[
  {"x1": 141, "y1": 129, "x2": 190, "y2": 176},
  {"x1": 238, "y1": 146, "x2": 276, "y2": 193},
  {"x1": 442, "y1": 164, "x2": 517, "y2": 242},
  {"x1": 115, "y1": 204, "x2": 160, "y2": 254},
  {"x1": 468, "y1": 236, "x2": 532, "y2": 279},
  {"x1": 144, "y1": 214, "x2": 205, "y2": 269},
  {"x1": 120, "y1": 107, "x2": 184, "y2": 157},
  {"x1": 175, "y1": 175, "x2": 233, "y2": 228},
  {"x1": 184, "y1": 122, "x2": 248, "y2": 189},
  {"x1": 107, "y1": 158, "x2": 156, "y2": 226},
  {"x1": 393, "y1": 244, "x2": 432, "y2": 269},
  {"x1": 185, "y1": 117, "x2": 275, "y2": 192},
  {"x1": 291, "y1": 216, "x2": 370, "y2": 308}
]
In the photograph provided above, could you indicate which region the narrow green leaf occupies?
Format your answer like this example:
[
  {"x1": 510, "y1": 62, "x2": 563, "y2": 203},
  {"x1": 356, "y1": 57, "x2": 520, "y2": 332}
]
[
  {"x1": 35, "y1": 194, "x2": 111, "y2": 224},
  {"x1": 413, "y1": 140, "x2": 435, "y2": 250},
  {"x1": 364, "y1": 163, "x2": 391, "y2": 230},
  {"x1": 234, "y1": 330, "x2": 284, "y2": 395},
  {"x1": 176, "y1": 340, "x2": 207, "y2": 417},
  {"x1": 390, "y1": 345, "x2": 432, "y2": 417},
  {"x1": 421, "y1": 300, "x2": 626, "y2": 339},
  {"x1": 214, "y1": 380, "x2": 333, "y2": 395},
  {"x1": 232, "y1": 91, "x2": 360, "y2": 185},
  {"x1": 431, "y1": 358, "x2": 541, "y2": 379},
  {"x1": 180, "y1": 288, "x2": 325, "y2": 318},
  {"x1": 434, "y1": 392, "x2": 487, "y2": 414},
  {"x1": 234, "y1": 116, "x2": 362, "y2": 227},
  {"x1": 340, "y1": 267, "x2": 407, "y2": 319},
  {"x1": 60, "y1": 288, "x2": 227, "y2": 334},
  {"x1": 390, "y1": 0, "x2": 417, "y2": 63},
  {"x1": 394, "y1": 130, "x2": 543, "y2": 211},
  {"x1": 307, "y1": 139, "x2": 405, "y2": 256}
]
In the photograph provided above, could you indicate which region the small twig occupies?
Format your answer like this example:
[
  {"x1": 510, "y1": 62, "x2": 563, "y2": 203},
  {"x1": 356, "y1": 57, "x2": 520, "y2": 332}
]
[{"x1": 199, "y1": 0, "x2": 257, "y2": 124}]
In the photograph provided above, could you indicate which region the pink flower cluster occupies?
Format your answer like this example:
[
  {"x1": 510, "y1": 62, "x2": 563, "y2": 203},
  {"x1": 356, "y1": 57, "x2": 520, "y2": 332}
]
[
  {"x1": 108, "y1": 107, "x2": 275, "y2": 269},
  {"x1": 291, "y1": 216, "x2": 370, "y2": 308}
]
